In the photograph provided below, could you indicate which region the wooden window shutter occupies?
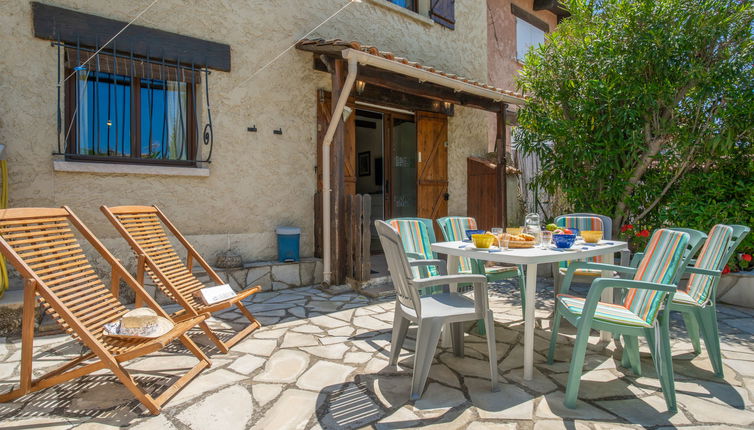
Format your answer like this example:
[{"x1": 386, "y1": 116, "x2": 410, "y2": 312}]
[{"x1": 430, "y1": 0, "x2": 455, "y2": 29}]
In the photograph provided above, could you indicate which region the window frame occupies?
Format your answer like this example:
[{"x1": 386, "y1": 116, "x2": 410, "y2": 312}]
[
  {"x1": 388, "y1": 0, "x2": 419, "y2": 13},
  {"x1": 511, "y1": 4, "x2": 550, "y2": 64},
  {"x1": 64, "y1": 67, "x2": 198, "y2": 167}
]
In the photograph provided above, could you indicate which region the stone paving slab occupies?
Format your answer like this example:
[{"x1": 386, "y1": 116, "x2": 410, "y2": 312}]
[{"x1": 0, "y1": 280, "x2": 752, "y2": 429}]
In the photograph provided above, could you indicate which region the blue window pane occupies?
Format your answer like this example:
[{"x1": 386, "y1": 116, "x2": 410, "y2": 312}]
[
  {"x1": 76, "y1": 72, "x2": 131, "y2": 156},
  {"x1": 140, "y1": 79, "x2": 188, "y2": 160},
  {"x1": 389, "y1": 0, "x2": 415, "y2": 9}
]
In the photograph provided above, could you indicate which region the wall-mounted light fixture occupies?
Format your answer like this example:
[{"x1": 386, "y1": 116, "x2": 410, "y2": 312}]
[
  {"x1": 355, "y1": 80, "x2": 366, "y2": 95},
  {"x1": 443, "y1": 101, "x2": 452, "y2": 111}
]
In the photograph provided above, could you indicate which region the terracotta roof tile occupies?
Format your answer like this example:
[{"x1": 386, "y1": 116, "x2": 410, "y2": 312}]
[{"x1": 296, "y1": 38, "x2": 526, "y2": 101}]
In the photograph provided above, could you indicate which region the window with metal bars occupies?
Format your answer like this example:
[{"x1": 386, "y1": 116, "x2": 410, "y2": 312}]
[{"x1": 61, "y1": 46, "x2": 209, "y2": 165}]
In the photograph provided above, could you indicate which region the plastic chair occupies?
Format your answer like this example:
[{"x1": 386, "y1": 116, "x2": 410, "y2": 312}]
[
  {"x1": 668, "y1": 224, "x2": 750, "y2": 377},
  {"x1": 547, "y1": 229, "x2": 690, "y2": 411},
  {"x1": 387, "y1": 217, "x2": 442, "y2": 295},
  {"x1": 375, "y1": 220, "x2": 498, "y2": 400},
  {"x1": 436, "y1": 216, "x2": 526, "y2": 317},
  {"x1": 552, "y1": 214, "x2": 615, "y2": 291}
]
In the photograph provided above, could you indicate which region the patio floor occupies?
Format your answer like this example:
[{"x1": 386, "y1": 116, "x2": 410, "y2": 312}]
[{"x1": 1, "y1": 277, "x2": 753, "y2": 429}]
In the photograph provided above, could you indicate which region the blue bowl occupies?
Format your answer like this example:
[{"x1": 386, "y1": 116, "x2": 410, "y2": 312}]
[
  {"x1": 465, "y1": 229, "x2": 485, "y2": 240},
  {"x1": 568, "y1": 228, "x2": 580, "y2": 237},
  {"x1": 552, "y1": 234, "x2": 577, "y2": 249}
]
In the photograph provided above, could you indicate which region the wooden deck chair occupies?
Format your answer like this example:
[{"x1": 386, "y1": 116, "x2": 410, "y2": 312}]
[
  {"x1": 0, "y1": 207, "x2": 210, "y2": 415},
  {"x1": 101, "y1": 205, "x2": 261, "y2": 353}
]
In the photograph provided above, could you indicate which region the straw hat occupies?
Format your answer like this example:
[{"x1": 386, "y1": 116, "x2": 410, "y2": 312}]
[{"x1": 104, "y1": 308, "x2": 174, "y2": 339}]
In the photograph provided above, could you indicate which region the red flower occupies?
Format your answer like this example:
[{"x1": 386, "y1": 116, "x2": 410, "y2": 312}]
[
  {"x1": 635, "y1": 229, "x2": 650, "y2": 238},
  {"x1": 723, "y1": 265, "x2": 731, "y2": 275},
  {"x1": 742, "y1": 254, "x2": 752, "y2": 262},
  {"x1": 621, "y1": 224, "x2": 634, "y2": 232}
]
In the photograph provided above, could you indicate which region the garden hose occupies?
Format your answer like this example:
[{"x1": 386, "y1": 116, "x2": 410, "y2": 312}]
[{"x1": 0, "y1": 159, "x2": 8, "y2": 298}]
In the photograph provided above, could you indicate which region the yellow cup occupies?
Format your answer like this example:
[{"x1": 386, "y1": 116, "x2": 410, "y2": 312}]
[{"x1": 582, "y1": 230, "x2": 604, "y2": 243}]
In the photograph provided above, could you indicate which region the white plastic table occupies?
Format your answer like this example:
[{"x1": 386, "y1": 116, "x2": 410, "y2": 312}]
[{"x1": 430, "y1": 239, "x2": 629, "y2": 380}]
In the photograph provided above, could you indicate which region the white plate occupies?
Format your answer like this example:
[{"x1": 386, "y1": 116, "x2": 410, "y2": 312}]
[{"x1": 471, "y1": 246, "x2": 499, "y2": 251}]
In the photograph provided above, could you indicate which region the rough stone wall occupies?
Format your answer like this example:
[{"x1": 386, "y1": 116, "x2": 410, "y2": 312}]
[{"x1": 0, "y1": 0, "x2": 490, "y2": 271}]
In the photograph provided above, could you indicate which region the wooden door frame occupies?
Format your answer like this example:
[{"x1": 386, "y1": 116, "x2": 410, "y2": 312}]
[{"x1": 353, "y1": 105, "x2": 415, "y2": 221}]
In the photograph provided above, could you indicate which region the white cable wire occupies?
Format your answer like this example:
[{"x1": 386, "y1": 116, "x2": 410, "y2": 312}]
[{"x1": 232, "y1": 0, "x2": 359, "y2": 89}]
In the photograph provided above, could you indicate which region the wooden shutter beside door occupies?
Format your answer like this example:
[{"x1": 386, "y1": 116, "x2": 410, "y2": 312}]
[
  {"x1": 430, "y1": 0, "x2": 456, "y2": 30},
  {"x1": 416, "y1": 111, "x2": 449, "y2": 233}
]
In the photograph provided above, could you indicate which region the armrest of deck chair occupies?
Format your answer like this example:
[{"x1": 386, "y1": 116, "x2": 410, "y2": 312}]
[
  {"x1": 409, "y1": 259, "x2": 448, "y2": 275},
  {"x1": 116, "y1": 313, "x2": 209, "y2": 362}
]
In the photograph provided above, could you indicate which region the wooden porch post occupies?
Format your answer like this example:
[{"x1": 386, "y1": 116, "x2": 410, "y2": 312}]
[
  {"x1": 331, "y1": 59, "x2": 347, "y2": 284},
  {"x1": 496, "y1": 103, "x2": 509, "y2": 228}
]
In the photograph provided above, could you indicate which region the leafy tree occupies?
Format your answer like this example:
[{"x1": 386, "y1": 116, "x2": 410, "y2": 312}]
[{"x1": 514, "y1": 0, "x2": 754, "y2": 238}]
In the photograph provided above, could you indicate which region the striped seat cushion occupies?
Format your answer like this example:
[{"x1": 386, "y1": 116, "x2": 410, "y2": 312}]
[
  {"x1": 624, "y1": 229, "x2": 689, "y2": 325},
  {"x1": 389, "y1": 219, "x2": 439, "y2": 278},
  {"x1": 671, "y1": 289, "x2": 698, "y2": 306},
  {"x1": 558, "y1": 294, "x2": 652, "y2": 327},
  {"x1": 679, "y1": 224, "x2": 733, "y2": 306},
  {"x1": 556, "y1": 215, "x2": 606, "y2": 267},
  {"x1": 441, "y1": 217, "x2": 477, "y2": 273}
]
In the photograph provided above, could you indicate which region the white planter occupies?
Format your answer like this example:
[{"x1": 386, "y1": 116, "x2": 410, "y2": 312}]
[{"x1": 717, "y1": 270, "x2": 754, "y2": 308}]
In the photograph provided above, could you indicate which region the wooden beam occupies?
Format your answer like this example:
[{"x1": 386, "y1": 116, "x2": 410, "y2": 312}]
[
  {"x1": 32, "y1": 2, "x2": 231, "y2": 71},
  {"x1": 511, "y1": 4, "x2": 550, "y2": 33},
  {"x1": 313, "y1": 55, "x2": 520, "y2": 116},
  {"x1": 533, "y1": 0, "x2": 570, "y2": 18},
  {"x1": 358, "y1": 65, "x2": 505, "y2": 112},
  {"x1": 356, "y1": 82, "x2": 454, "y2": 116},
  {"x1": 331, "y1": 59, "x2": 348, "y2": 284},
  {"x1": 496, "y1": 104, "x2": 509, "y2": 228}
]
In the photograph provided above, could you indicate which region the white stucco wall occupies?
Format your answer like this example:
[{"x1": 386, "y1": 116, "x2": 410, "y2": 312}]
[{"x1": 0, "y1": 0, "x2": 490, "y2": 269}]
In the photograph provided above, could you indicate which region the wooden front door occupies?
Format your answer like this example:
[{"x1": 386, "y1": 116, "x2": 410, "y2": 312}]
[{"x1": 416, "y1": 111, "x2": 448, "y2": 230}]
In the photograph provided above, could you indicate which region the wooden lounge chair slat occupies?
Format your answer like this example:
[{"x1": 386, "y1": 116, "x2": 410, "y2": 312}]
[
  {"x1": 17, "y1": 243, "x2": 81, "y2": 259},
  {"x1": 4, "y1": 228, "x2": 76, "y2": 242},
  {"x1": 102, "y1": 204, "x2": 261, "y2": 353},
  {"x1": 24, "y1": 248, "x2": 82, "y2": 264},
  {"x1": 43, "y1": 269, "x2": 97, "y2": 287},
  {"x1": 13, "y1": 237, "x2": 78, "y2": 253},
  {"x1": 49, "y1": 277, "x2": 100, "y2": 295},
  {"x1": 38, "y1": 264, "x2": 95, "y2": 281},
  {"x1": 0, "y1": 227, "x2": 73, "y2": 240},
  {"x1": 29, "y1": 254, "x2": 88, "y2": 272}
]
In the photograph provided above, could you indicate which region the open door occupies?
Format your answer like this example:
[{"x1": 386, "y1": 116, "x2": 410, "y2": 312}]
[{"x1": 416, "y1": 111, "x2": 448, "y2": 233}]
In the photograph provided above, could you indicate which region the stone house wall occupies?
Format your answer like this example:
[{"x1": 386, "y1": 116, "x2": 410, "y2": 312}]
[{"x1": 0, "y1": 0, "x2": 492, "y2": 280}]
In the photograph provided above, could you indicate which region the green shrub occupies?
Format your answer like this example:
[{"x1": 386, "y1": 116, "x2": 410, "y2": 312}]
[{"x1": 648, "y1": 145, "x2": 753, "y2": 271}]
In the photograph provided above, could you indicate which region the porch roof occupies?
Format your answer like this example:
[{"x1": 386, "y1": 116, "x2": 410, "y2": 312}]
[{"x1": 296, "y1": 38, "x2": 526, "y2": 111}]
